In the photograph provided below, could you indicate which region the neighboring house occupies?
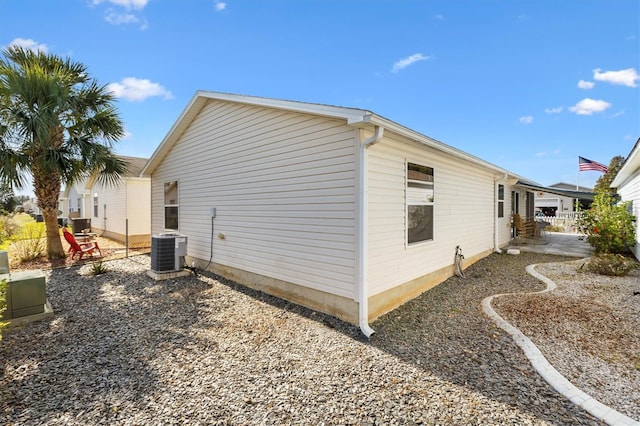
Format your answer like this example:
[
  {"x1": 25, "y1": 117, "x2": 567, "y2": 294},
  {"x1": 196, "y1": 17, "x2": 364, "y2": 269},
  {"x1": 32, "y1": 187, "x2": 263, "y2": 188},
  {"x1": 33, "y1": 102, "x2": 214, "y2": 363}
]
[
  {"x1": 528, "y1": 182, "x2": 594, "y2": 216},
  {"x1": 142, "y1": 91, "x2": 531, "y2": 336},
  {"x1": 62, "y1": 156, "x2": 151, "y2": 247},
  {"x1": 612, "y1": 138, "x2": 640, "y2": 260}
]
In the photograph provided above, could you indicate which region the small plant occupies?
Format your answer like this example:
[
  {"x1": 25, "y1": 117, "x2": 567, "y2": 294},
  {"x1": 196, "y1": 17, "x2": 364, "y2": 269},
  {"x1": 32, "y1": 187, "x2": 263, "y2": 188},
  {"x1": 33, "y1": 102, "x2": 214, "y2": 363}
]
[
  {"x1": 0, "y1": 279, "x2": 8, "y2": 339},
  {"x1": 586, "y1": 254, "x2": 639, "y2": 277},
  {"x1": 90, "y1": 261, "x2": 108, "y2": 275},
  {"x1": 12, "y1": 223, "x2": 46, "y2": 263}
]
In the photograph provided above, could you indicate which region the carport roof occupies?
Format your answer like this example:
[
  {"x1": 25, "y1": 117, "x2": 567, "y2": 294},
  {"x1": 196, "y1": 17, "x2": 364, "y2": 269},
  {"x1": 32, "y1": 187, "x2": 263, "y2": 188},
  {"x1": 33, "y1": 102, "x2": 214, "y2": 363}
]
[{"x1": 516, "y1": 180, "x2": 595, "y2": 200}]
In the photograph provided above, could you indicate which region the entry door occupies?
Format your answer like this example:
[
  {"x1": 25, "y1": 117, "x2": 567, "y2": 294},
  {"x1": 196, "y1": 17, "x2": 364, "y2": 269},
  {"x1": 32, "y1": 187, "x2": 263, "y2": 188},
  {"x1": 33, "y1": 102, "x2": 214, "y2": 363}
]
[{"x1": 526, "y1": 191, "x2": 535, "y2": 219}]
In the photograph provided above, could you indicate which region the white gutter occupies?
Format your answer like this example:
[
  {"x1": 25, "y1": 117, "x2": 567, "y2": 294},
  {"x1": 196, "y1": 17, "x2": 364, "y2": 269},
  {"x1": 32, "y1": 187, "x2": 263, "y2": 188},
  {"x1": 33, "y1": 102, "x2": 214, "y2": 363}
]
[{"x1": 358, "y1": 125, "x2": 384, "y2": 338}]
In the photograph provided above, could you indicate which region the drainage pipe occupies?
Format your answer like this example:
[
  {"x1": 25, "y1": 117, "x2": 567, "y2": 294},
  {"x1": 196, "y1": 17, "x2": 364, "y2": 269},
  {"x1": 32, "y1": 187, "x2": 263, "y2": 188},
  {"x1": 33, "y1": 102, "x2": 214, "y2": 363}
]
[{"x1": 358, "y1": 125, "x2": 384, "y2": 338}]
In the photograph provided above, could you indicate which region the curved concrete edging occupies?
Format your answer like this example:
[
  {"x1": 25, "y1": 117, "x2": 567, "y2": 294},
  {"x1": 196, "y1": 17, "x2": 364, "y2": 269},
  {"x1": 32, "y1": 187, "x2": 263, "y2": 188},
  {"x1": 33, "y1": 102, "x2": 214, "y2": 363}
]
[{"x1": 482, "y1": 263, "x2": 639, "y2": 426}]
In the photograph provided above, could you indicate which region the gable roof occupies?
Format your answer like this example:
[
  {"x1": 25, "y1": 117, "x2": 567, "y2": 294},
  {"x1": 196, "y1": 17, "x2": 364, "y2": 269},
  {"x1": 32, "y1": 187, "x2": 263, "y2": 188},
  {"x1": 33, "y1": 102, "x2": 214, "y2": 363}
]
[
  {"x1": 549, "y1": 182, "x2": 593, "y2": 192},
  {"x1": 141, "y1": 91, "x2": 525, "y2": 181},
  {"x1": 611, "y1": 137, "x2": 640, "y2": 188},
  {"x1": 516, "y1": 180, "x2": 595, "y2": 201},
  {"x1": 119, "y1": 155, "x2": 149, "y2": 177},
  {"x1": 62, "y1": 155, "x2": 150, "y2": 196}
]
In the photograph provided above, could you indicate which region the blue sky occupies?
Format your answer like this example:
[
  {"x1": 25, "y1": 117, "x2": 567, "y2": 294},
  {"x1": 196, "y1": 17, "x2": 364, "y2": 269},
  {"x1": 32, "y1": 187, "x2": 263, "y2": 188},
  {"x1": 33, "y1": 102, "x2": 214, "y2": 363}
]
[{"x1": 1, "y1": 0, "x2": 638, "y2": 194}]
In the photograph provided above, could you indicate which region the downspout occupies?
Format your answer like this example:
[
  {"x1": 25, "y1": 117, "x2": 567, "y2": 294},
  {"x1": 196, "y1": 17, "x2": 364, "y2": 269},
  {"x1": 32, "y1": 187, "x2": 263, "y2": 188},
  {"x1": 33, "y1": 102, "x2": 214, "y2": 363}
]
[
  {"x1": 494, "y1": 177, "x2": 500, "y2": 253},
  {"x1": 358, "y1": 125, "x2": 384, "y2": 338}
]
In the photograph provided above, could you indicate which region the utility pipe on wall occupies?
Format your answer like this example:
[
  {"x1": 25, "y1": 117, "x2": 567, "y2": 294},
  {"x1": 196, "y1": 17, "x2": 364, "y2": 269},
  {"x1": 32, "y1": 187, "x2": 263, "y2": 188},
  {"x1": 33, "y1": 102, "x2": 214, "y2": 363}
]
[{"x1": 358, "y1": 125, "x2": 384, "y2": 338}]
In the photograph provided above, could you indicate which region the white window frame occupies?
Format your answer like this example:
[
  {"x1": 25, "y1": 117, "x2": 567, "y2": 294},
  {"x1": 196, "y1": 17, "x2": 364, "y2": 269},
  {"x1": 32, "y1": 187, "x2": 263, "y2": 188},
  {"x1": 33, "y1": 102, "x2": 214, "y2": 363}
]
[
  {"x1": 406, "y1": 161, "x2": 435, "y2": 245},
  {"x1": 164, "y1": 180, "x2": 179, "y2": 231},
  {"x1": 497, "y1": 184, "x2": 505, "y2": 218}
]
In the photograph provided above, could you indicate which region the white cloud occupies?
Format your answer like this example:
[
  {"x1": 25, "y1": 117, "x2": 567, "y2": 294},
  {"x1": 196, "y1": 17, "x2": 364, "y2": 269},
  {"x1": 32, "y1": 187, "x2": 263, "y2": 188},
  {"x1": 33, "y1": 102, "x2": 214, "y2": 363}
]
[
  {"x1": 569, "y1": 98, "x2": 611, "y2": 115},
  {"x1": 593, "y1": 68, "x2": 639, "y2": 88},
  {"x1": 92, "y1": 0, "x2": 149, "y2": 10},
  {"x1": 434, "y1": 14, "x2": 444, "y2": 20},
  {"x1": 577, "y1": 80, "x2": 594, "y2": 89},
  {"x1": 105, "y1": 10, "x2": 139, "y2": 25},
  {"x1": 391, "y1": 53, "x2": 431, "y2": 73},
  {"x1": 519, "y1": 115, "x2": 534, "y2": 124},
  {"x1": 544, "y1": 106, "x2": 563, "y2": 114},
  {"x1": 536, "y1": 151, "x2": 547, "y2": 157},
  {"x1": 214, "y1": 1, "x2": 226, "y2": 11},
  {"x1": 7, "y1": 38, "x2": 48, "y2": 53},
  {"x1": 107, "y1": 77, "x2": 173, "y2": 101}
]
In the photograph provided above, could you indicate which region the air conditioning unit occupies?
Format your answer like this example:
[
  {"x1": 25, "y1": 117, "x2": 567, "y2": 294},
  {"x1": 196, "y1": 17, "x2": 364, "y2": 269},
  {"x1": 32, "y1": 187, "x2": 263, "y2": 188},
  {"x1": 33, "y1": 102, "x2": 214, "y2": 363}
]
[{"x1": 150, "y1": 233, "x2": 188, "y2": 273}]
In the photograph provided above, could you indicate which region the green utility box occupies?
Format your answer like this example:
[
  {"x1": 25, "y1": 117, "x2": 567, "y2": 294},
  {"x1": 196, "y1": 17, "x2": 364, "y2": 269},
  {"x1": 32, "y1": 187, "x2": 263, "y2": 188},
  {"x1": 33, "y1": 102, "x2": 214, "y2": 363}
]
[{"x1": 1, "y1": 270, "x2": 47, "y2": 320}]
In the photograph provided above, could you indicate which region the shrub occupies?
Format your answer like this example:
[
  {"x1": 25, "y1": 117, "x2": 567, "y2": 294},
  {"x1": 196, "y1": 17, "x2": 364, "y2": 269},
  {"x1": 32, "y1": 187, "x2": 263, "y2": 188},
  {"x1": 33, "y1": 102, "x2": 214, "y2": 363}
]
[
  {"x1": 578, "y1": 192, "x2": 636, "y2": 254},
  {"x1": 586, "y1": 254, "x2": 639, "y2": 277},
  {"x1": 0, "y1": 279, "x2": 8, "y2": 339},
  {"x1": 0, "y1": 215, "x2": 18, "y2": 244},
  {"x1": 13, "y1": 223, "x2": 46, "y2": 263}
]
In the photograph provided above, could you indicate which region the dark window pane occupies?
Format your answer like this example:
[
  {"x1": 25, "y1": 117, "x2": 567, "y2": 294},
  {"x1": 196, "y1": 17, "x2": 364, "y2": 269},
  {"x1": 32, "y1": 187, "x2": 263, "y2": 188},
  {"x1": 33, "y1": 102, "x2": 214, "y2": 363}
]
[
  {"x1": 165, "y1": 206, "x2": 178, "y2": 230},
  {"x1": 498, "y1": 202, "x2": 504, "y2": 218},
  {"x1": 408, "y1": 205, "x2": 433, "y2": 243}
]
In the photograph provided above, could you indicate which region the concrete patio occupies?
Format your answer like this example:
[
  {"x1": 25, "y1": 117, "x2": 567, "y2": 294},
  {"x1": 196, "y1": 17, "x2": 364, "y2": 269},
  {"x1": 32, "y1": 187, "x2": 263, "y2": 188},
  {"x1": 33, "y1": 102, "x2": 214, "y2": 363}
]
[{"x1": 505, "y1": 232, "x2": 594, "y2": 258}]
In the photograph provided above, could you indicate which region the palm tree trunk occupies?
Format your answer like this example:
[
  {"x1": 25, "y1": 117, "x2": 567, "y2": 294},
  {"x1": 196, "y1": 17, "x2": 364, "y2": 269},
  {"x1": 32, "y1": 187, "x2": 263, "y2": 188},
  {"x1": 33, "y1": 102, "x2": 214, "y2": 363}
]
[{"x1": 33, "y1": 171, "x2": 65, "y2": 260}]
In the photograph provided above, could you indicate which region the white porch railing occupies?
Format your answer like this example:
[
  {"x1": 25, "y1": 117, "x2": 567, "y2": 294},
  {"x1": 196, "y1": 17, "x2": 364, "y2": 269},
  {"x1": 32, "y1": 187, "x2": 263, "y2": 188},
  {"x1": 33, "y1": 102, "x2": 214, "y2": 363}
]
[{"x1": 536, "y1": 213, "x2": 583, "y2": 233}]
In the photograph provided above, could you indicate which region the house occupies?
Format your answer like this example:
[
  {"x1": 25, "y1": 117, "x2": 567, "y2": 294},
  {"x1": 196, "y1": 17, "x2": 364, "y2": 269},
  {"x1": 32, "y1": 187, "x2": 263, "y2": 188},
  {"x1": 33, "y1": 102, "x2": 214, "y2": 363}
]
[
  {"x1": 510, "y1": 181, "x2": 595, "y2": 217},
  {"x1": 611, "y1": 138, "x2": 640, "y2": 260},
  {"x1": 142, "y1": 91, "x2": 531, "y2": 336},
  {"x1": 62, "y1": 156, "x2": 151, "y2": 247},
  {"x1": 532, "y1": 182, "x2": 593, "y2": 216}
]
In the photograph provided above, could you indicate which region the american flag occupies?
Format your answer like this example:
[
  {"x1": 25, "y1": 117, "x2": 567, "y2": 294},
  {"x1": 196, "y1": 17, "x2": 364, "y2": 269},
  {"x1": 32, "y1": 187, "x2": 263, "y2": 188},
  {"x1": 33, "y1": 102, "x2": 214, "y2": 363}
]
[{"x1": 578, "y1": 156, "x2": 608, "y2": 173}]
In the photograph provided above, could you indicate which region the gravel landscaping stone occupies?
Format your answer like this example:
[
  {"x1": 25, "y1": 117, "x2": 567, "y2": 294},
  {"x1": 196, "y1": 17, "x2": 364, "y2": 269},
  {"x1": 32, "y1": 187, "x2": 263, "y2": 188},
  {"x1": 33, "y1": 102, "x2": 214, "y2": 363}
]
[
  {"x1": 0, "y1": 252, "x2": 614, "y2": 425},
  {"x1": 492, "y1": 258, "x2": 640, "y2": 421}
]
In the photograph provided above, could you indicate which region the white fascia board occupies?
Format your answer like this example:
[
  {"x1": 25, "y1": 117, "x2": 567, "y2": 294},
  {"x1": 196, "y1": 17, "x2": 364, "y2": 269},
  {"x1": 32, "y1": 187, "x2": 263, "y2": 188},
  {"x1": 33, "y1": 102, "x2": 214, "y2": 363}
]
[
  {"x1": 196, "y1": 91, "x2": 371, "y2": 126},
  {"x1": 612, "y1": 138, "x2": 640, "y2": 188},
  {"x1": 367, "y1": 114, "x2": 525, "y2": 181}
]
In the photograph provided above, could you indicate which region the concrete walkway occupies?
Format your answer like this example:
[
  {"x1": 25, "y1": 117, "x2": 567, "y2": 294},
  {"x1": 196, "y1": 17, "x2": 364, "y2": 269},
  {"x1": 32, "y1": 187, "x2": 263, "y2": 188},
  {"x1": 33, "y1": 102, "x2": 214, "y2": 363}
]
[{"x1": 505, "y1": 232, "x2": 594, "y2": 258}]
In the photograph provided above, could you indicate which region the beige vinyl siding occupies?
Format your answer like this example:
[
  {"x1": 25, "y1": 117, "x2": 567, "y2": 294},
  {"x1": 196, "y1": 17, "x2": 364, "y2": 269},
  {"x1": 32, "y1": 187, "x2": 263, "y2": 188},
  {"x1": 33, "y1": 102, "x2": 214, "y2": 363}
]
[
  {"x1": 151, "y1": 100, "x2": 359, "y2": 298},
  {"x1": 617, "y1": 171, "x2": 640, "y2": 259},
  {"x1": 367, "y1": 132, "x2": 497, "y2": 297},
  {"x1": 91, "y1": 181, "x2": 127, "y2": 234},
  {"x1": 126, "y1": 179, "x2": 152, "y2": 237}
]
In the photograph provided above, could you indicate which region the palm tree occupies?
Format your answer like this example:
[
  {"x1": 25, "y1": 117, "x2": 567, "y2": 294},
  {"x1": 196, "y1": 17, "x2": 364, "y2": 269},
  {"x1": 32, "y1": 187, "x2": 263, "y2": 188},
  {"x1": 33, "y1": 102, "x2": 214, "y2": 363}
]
[{"x1": 0, "y1": 46, "x2": 127, "y2": 260}]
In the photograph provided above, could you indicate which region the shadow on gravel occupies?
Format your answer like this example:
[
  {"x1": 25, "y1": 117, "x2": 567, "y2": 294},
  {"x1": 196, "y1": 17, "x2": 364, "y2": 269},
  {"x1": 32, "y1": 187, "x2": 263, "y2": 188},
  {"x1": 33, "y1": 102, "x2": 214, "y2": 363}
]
[
  {"x1": 190, "y1": 252, "x2": 602, "y2": 424},
  {"x1": 1, "y1": 252, "x2": 603, "y2": 425},
  {"x1": 0, "y1": 255, "x2": 214, "y2": 424},
  {"x1": 368, "y1": 252, "x2": 602, "y2": 425}
]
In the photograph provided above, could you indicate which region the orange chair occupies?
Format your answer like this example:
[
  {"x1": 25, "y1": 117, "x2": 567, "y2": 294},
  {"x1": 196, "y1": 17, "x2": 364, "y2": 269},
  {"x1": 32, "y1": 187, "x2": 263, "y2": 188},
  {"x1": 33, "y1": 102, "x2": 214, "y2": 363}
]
[{"x1": 62, "y1": 229, "x2": 102, "y2": 260}]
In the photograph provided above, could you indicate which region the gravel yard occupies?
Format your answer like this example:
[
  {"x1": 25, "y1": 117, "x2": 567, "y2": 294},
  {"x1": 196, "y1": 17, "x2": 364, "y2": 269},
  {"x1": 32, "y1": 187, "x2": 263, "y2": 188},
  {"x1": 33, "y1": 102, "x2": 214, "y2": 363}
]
[
  {"x1": 1, "y1": 251, "x2": 629, "y2": 425},
  {"x1": 492, "y1": 259, "x2": 640, "y2": 421}
]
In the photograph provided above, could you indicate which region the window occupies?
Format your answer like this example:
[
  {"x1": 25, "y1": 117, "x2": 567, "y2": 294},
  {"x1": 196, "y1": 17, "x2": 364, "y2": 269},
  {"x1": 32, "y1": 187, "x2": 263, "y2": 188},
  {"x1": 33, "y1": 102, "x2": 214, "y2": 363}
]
[
  {"x1": 407, "y1": 162, "x2": 434, "y2": 244},
  {"x1": 77, "y1": 198, "x2": 82, "y2": 217},
  {"x1": 497, "y1": 184, "x2": 504, "y2": 218},
  {"x1": 164, "y1": 181, "x2": 178, "y2": 230},
  {"x1": 93, "y1": 193, "x2": 99, "y2": 218},
  {"x1": 511, "y1": 191, "x2": 519, "y2": 215}
]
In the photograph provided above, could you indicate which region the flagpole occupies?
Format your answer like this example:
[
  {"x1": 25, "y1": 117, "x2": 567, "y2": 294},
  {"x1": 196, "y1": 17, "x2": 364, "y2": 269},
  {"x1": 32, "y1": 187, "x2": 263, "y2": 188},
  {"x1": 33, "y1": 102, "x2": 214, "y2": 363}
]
[
  {"x1": 576, "y1": 156, "x2": 579, "y2": 191},
  {"x1": 576, "y1": 157, "x2": 579, "y2": 212}
]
